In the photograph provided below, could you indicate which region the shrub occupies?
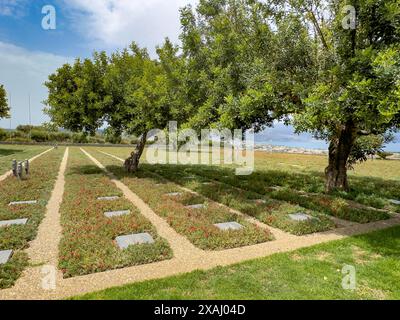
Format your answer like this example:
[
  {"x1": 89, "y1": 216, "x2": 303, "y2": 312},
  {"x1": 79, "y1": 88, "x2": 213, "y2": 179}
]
[
  {"x1": 0, "y1": 128, "x2": 7, "y2": 141},
  {"x1": 72, "y1": 133, "x2": 88, "y2": 143},
  {"x1": 30, "y1": 130, "x2": 49, "y2": 142}
]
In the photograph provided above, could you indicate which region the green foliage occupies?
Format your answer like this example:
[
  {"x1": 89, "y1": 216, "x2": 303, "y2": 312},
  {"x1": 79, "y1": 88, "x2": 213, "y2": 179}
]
[
  {"x1": 72, "y1": 132, "x2": 88, "y2": 144},
  {"x1": 0, "y1": 85, "x2": 9, "y2": 119},
  {"x1": 0, "y1": 128, "x2": 7, "y2": 141},
  {"x1": 104, "y1": 127, "x2": 122, "y2": 144},
  {"x1": 30, "y1": 130, "x2": 48, "y2": 142},
  {"x1": 45, "y1": 42, "x2": 186, "y2": 141}
]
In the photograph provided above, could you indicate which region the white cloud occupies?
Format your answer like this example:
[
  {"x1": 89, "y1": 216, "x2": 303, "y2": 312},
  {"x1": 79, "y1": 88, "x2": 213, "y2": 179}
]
[
  {"x1": 0, "y1": 0, "x2": 27, "y2": 17},
  {"x1": 0, "y1": 42, "x2": 71, "y2": 128},
  {"x1": 63, "y1": 0, "x2": 198, "y2": 53}
]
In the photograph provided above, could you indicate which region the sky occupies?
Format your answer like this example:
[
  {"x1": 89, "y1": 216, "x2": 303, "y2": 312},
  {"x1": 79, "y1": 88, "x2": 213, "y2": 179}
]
[{"x1": 0, "y1": 0, "x2": 399, "y2": 151}]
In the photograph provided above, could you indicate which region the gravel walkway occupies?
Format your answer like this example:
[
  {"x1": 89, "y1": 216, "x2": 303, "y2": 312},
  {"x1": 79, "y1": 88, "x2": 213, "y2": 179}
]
[{"x1": 0, "y1": 147, "x2": 399, "y2": 300}]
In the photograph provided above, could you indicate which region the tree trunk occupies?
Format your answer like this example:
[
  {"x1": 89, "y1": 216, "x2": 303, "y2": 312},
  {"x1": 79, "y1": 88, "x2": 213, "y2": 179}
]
[
  {"x1": 325, "y1": 121, "x2": 357, "y2": 193},
  {"x1": 124, "y1": 134, "x2": 147, "y2": 173}
]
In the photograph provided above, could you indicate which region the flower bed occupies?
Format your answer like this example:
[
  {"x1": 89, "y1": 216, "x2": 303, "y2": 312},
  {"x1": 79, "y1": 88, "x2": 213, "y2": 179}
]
[
  {"x1": 0, "y1": 147, "x2": 65, "y2": 289},
  {"x1": 152, "y1": 165, "x2": 391, "y2": 224},
  {"x1": 59, "y1": 148, "x2": 172, "y2": 278},
  {"x1": 141, "y1": 165, "x2": 336, "y2": 236},
  {"x1": 92, "y1": 151, "x2": 273, "y2": 251}
]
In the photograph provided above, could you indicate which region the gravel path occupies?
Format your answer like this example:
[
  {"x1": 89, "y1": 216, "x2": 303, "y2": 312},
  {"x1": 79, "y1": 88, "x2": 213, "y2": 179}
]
[{"x1": 1, "y1": 147, "x2": 399, "y2": 300}]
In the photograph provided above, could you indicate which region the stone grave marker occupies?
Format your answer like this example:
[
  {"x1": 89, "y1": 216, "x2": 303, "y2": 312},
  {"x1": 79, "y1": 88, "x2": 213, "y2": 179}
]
[
  {"x1": 17, "y1": 162, "x2": 23, "y2": 179},
  {"x1": 288, "y1": 212, "x2": 314, "y2": 222},
  {"x1": 0, "y1": 218, "x2": 28, "y2": 228},
  {"x1": 9, "y1": 200, "x2": 38, "y2": 206},
  {"x1": 12, "y1": 160, "x2": 17, "y2": 177},
  {"x1": 185, "y1": 204, "x2": 205, "y2": 209},
  {"x1": 97, "y1": 196, "x2": 119, "y2": 201},
  {"x1": 25, "y1": 160, "x2": 29, "y2": 175},
  {"x1": 214, "y1": 222, "x2": 244, "y2": 231},
  {"x1": 252, "y1": 199, "x2": 267, "y2": 204},
  {"x1": 0, "y1": 250, "x2": 13, "y2": 265},
  {"x1": 116, "y1": 233, "x2": 155, "y2": 249},
  {"x1": 104, "y1": 210, "x2": 131, "y2": 218},
  {"x1": 166, "y1": 192, "x2": 182, "y2": 197}
]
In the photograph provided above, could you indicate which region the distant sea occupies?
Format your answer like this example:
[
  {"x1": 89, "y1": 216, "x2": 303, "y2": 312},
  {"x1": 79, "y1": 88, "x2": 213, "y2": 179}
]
[{"x1": 255, "y1": 124, "x2": 400, "y2": 152}]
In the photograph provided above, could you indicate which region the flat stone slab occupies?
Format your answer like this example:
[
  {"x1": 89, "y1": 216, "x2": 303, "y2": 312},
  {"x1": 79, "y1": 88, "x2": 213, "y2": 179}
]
[
  {"x1": 214, "y1": 222, "x2": 244, "y2": 231},
  {"x1": 289, "y1": 213, "x2": 314, "y2": 222},
  {"x1": 116, "y1": 233, "x2": 155, "y2": 249},
  {"x1": 104, "y1": 210, "x2": 131, "y2": 218},
  {"x1": 389, "y1": 199, "x2": 400, "y2": 205},
  {"x1": 166, "y1": 192, "x2": 182, "y2": 197},
  {"x1": 0, "y1": 250, "x2": 13, "y2": 265},
  {"x1": 9, "y1": 200, "x2": 37, "y2": 206},
  {"x1": 0, "y1": 218, "x2": 28, "y2": 228},
  {"x1": 185, "y1": 204, "x2": 205, "y2": 209},
  {"x1": 252, "y1": 199, "x2": 267, "y2": 204},
  {"x1": 97, "y1": 196, "x2": 119, "y2": 201}
]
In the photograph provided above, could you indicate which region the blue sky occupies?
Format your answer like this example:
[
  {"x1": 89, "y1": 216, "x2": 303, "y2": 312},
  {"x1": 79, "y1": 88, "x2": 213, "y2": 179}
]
[{"x1": 0, "y1": 0, "x2": 398, "y2": 151}]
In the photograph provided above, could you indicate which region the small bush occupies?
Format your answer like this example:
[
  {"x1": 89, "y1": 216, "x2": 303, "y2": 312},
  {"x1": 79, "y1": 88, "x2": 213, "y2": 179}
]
[
  {"x1": 0, "y1": 128, "x2": 7, "y2": 141},
  {"x1": 30, "y1": 130, "x2": 49, "y2": 142},
  {"x1": 72, "y1": 133, "x2": 88, "y2": 144}
]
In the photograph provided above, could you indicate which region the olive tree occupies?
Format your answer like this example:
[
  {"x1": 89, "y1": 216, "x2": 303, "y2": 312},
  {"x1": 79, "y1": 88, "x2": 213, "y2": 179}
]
[{"x1": 0, "y1": 85, "x2": 9, "y2": 119}]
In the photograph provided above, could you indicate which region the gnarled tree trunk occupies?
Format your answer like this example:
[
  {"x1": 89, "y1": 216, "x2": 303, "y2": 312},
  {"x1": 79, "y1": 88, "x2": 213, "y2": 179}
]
[
  {"x1": 325, "y1": 121, "x2": 357, "y2": 193},
  {"x1": 124, "y1": 134, "x2": 147, "y2": 173}
]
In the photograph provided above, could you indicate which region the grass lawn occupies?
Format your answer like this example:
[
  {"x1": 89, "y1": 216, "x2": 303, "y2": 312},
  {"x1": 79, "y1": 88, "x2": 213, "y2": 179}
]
[
  {"x1": 96, "y1": 147, "x2": 396, "y2": 225},
  {"x1": 0, "y1": 145, "x2": 49, "y2": 176},
  {"x1": 98, "y1": 148, "x2": 400, "y2": 214},
  {"x1": 59, "y1": 148, "x2": 172, "y2": 278},
  {"x1": 0, "y1": 147, "x2": 65, "y2": 289},
  {"x1": 91, "y1": 150, "x2": 273, "y2": 250},
  {"x1": 73, "y1": 225, "x2": 400, "y2": 300}
]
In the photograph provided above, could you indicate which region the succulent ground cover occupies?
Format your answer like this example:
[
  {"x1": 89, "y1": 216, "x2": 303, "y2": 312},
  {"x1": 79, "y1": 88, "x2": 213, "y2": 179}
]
[
  {"x1": 100, "y1": 147, "x2": 400, "y2": 216},
  {"x1": 0, "y1": 145, "x2": 49, "y2": 175},
  {"x1": 141, "y1": 165, "x2": 336, "y2": 236},
  {"x1": 92, "y1": 150, "x2": 273, "y2": 250},
  {"x1": 0, "y1": 147, "x2": 65, "y2": 289},
  {"x1": 59, "y1": 148, "x2": 172, "y2": 278},
  {"x1": 147, "y1": 164, "x2": 392, "y2": 224}
]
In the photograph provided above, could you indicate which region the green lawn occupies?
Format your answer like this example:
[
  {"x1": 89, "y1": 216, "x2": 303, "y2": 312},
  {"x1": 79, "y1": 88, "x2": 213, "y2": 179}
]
[
  {"x1": 0, "y1": 145, "x2": 49, "y2": 175},
  {"x1": 74, "y1": 226, "x2": 400, "y2": 300}
]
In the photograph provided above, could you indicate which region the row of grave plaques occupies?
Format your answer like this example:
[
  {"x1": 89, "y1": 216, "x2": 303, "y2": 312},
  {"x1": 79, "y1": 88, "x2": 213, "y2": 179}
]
[
  {"x1": 97, "y1": 195, "x2": 155, "y2": 249},
  {"x1": 165, "y1": 191, "x2": 245, "y2": 231}
]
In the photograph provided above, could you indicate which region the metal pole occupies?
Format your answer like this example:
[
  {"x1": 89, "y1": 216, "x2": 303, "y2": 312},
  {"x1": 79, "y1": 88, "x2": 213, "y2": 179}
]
[
  {"x1": 28, "y1": 93, "x2": 32, "y2": 140},
  {"x1": 9, "y1": 92, "x2": 12, "y2": 139}
]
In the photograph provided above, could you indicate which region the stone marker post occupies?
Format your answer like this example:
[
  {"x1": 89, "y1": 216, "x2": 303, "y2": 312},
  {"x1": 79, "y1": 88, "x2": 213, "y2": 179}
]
[
  {"x1": 17, "y1": 162, "x2": 23, "y2": 179},
  {"x1": 25, "y1": 160, "x2": 29, "y2": 175},
  {"x1": 12, "y1": 160, "x2": 17, "y2": 177}
]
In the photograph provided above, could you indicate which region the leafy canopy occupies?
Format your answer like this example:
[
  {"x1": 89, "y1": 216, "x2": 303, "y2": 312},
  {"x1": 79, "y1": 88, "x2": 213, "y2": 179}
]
[{"x1": 0, "y1": 85, "x2": 9, "y2": 119}]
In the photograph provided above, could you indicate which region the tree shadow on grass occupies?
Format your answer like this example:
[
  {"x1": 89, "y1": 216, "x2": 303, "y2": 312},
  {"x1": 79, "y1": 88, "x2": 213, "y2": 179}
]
[
  {"x1": 68, "y1": 165, "x2": 103, "y2": 176},
  {"x1": 0, "y1": 149, "x2": 24, "y2": 157},
  {"x1": 141, "y1": 163, "x2": 400, "y2": 207}
]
